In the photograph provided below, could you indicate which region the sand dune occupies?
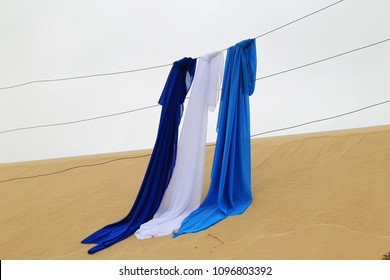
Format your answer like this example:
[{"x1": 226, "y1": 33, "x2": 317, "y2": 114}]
[{"x1": 1, "y1": 125, "x2": 390, "y2": 260}]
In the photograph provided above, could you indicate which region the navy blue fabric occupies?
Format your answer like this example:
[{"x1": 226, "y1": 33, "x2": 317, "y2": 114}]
[
  {"x1": 82, "y1": 57, "x2": 196, "y2": 254},
  {"x1": 174, "y1": 39, "x2": 257, "y2": 237}
]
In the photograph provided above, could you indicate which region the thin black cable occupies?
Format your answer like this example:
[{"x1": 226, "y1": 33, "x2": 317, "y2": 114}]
[
  {"x1": 0, "y1": 96, "x2": 189, "y2": 135},
  {"x1": 251, "y1": 99, "x2": 390, "y2": 137},
  {"x1": 1, "y1": 36, "x2": 389, "y2": 135},
  {"x1": 254, "y1": 0, "x2": 344, "y2": 40},
  {"x1": 0, "y1": 104, "x2": 160, "y2": 135},
  {"x1": 0, "y1": 0, "x2": 344, "y2": 92},
  {"x1": 1, "y1": 98, "x2": 389, "y2": 184},
  {"x1": 257, "y1": 38, "x2": 390, "y2": 81},
  {"x1": 0, "y1": 154, "x2": 152, "y2": 184},
  {"x1": 0, "y1": 63, "x2": 172, "y2": 91}
]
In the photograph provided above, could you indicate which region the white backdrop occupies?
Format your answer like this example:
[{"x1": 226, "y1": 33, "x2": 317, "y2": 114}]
[{"x1": 1, "y1": 0, "x2": 389, "y2": 163}]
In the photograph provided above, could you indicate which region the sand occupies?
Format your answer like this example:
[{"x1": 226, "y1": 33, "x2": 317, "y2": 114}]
[{"x1": 0, "y1": 125, "x2": 390, "y2": 260}]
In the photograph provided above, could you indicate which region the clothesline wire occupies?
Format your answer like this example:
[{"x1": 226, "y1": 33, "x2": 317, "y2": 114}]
[
  {"x1": 256, "y1": 37, "x2": 390, "y2": 81},
  {"x1": 255, "y1": 0, "x2": 343, "y2": 40},
  {"x1": 1, "y1": 97, "x2": 389, "y2": 184},
  {"x1": 0, "y1": 63, "x2": 173, "y2": 92},
  {"x1": 1, "y1": 36, "x2": 389, "y2": 136},
  {"x1": 0, "y1": 96, "x2": 187, "y2": 135},
  {"x1": 251, "y1": 99, "x2": 390, "y2": 137},
  {"x1": 0, "y1": 103, "x2": 161, "y2": 135},
  {"x1": 0, "y1": 0, "x2": 344, "y2": 92}
]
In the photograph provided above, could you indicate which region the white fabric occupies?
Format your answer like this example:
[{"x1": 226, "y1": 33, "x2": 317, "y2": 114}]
[{"x1": 135, "y1": 51, "x2": 224, "y2": 239}]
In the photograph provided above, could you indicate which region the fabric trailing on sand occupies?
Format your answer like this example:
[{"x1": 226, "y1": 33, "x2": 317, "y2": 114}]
[
  {"x1": 174, "y1": 39, "x2": 257, "y2": 237},
  {"x1": 135, "y1": 51, "x2": 224, "y2": 239},
  {"x1": 82, "y1": 57, "x2": 196, "y2": 254}
]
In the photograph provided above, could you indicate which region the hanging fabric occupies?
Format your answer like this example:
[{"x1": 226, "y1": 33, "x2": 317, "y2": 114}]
[
  {"x1": 82, "y1": 57, "x2": 196, "y2": 253},
  {"x1": 174, "y1": 39, "x2": 257, "y2": 237},
  {"x1": 135, "y1": 51, "x2": 224, "y2": 239}
]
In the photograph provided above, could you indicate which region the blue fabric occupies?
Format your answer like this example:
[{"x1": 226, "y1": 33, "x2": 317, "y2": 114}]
[
  {"x1": 82, "y1": 57, "x2": 196, "y2": 253},
  {"x1": 174, "y1": 39, "x2": 256, "y2": 237}
]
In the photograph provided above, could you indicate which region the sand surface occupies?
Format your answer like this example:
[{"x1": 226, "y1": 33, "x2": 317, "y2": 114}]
[{"x1": 1, "y1": 125, "x2": 390, "y2": 260}]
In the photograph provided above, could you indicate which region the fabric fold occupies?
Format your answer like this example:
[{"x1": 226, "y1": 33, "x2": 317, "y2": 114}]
[
  {"x1": 174, "y1": 39, "x2": 257, "y2": 237},
  {"x1": 81, "y1": 57, "x2": 196, "y2": 253},
  {"x1": 135, "y1": 51, "x2": 224, "y2": 239}
]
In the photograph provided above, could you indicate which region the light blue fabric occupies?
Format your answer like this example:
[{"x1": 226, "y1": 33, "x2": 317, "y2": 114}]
[
  {"x1": 82, "y1": 57, "x2": 196, "y2": 253},
  {"x1": 174, "y1": 39, "x2": 257, "y2": 237}
]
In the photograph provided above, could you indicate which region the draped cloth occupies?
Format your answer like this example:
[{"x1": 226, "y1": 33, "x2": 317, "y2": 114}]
[
  {"x1": 174, "y1": 39, "x2": 257, "y2": 237},
  {"x1": 135, "y1": 52, "x2": 224, "y2": 239},
  {"x1": 82, "y1": 57, "x2": 196, "y2": 253}
]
